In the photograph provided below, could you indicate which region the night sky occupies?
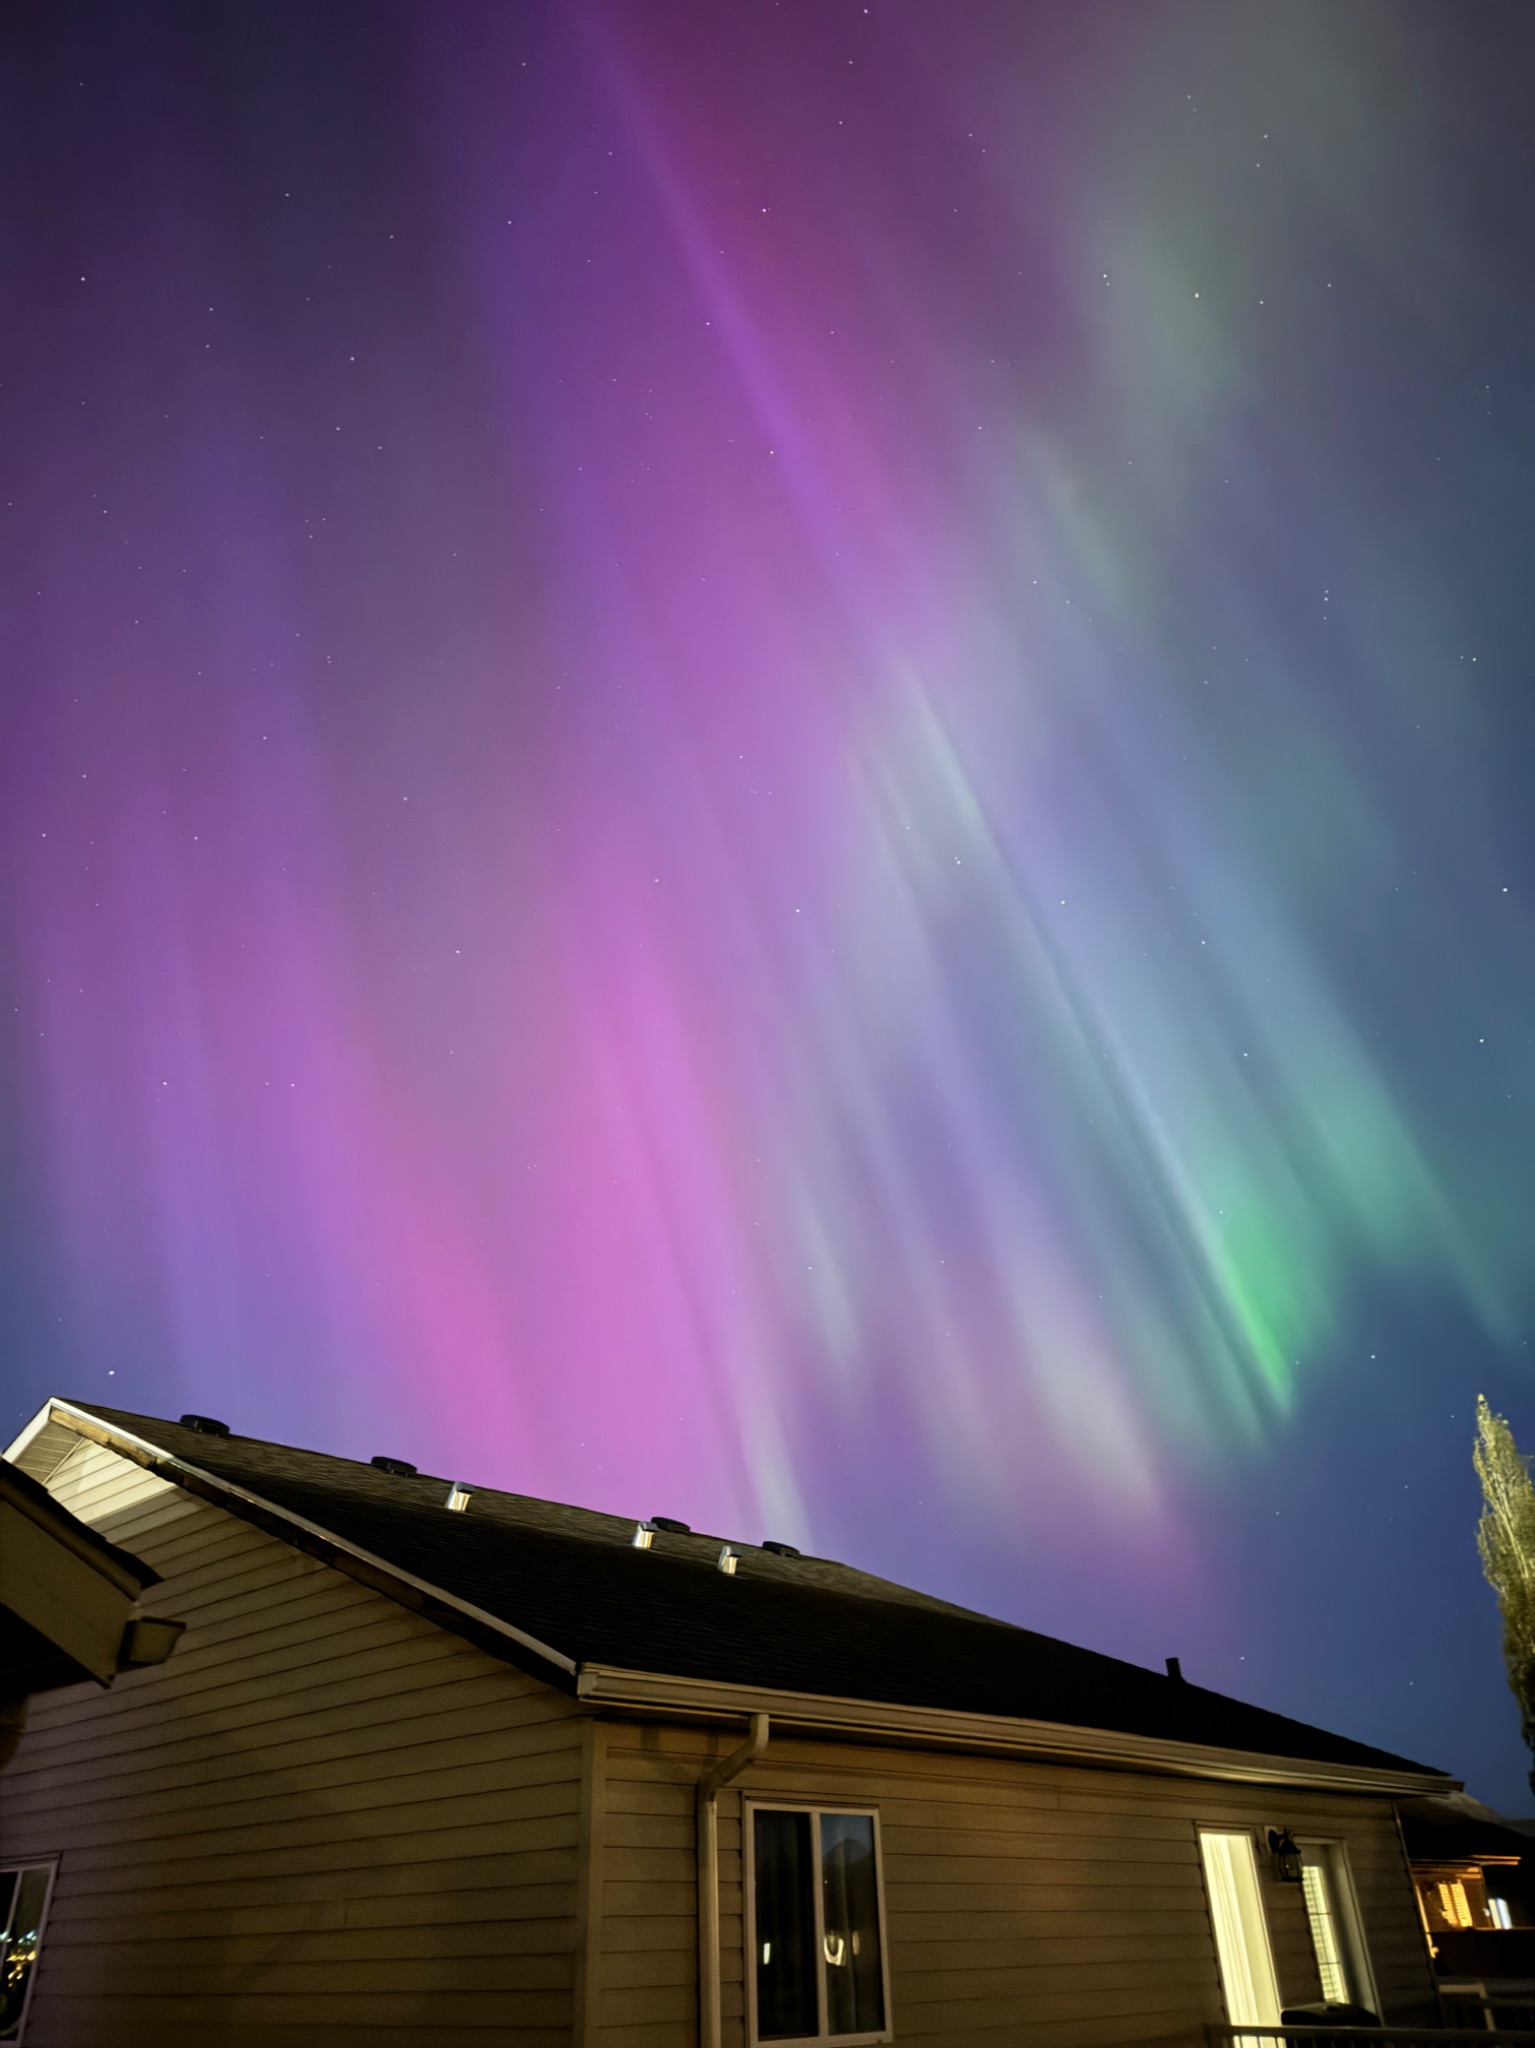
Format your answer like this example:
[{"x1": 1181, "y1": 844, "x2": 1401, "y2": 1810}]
[{"x1": 6, "y1": 1, "x2": 1535, "y2": 1808}]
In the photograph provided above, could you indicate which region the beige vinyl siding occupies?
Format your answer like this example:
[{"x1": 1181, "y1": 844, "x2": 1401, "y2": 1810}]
[
  {"x1": 42, "y1": 1434, "x2": 184, "y2": 1523},
  {"x1": 0, "y1": 1441, "x2": 584, "y2": 2048},
  {"x1": 591, "y1": 1719, "x2": 1436, "y2": 2048},
  {"x1": 9, "y1": 1415, "x2": 97, "y2": 1489}
]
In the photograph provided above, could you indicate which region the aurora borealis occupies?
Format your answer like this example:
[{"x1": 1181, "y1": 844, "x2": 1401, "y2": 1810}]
[{"x1": 6, "y1": 0, "x2": 1535, "y2": 1803}]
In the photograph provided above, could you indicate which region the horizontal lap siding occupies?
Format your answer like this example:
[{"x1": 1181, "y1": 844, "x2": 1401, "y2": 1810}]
[
  {"x1": 594, "y1": 1720, "x2": 1436, "y2": 2048},
  {"x1": 0, "y1": 1440, "x2": 584, "y2": 2047}
]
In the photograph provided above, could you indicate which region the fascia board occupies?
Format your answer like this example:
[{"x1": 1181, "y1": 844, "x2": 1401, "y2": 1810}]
[
  {"x1": 0, "y1": 1498, "x2": 138, "y2": 1682},
  {"x1": 30, "y1": 1400, "x2": 577, "y2": 1683},
  {"x1": 5, "y1": 1403, "x2": 69, "y2": 1470},
  {"x1": 574, "y1": 1663, "x2": 1460, "y2": 1797},
  {"x1": 0, "y1": 1468, "x2": 152, "y2": 1598}
]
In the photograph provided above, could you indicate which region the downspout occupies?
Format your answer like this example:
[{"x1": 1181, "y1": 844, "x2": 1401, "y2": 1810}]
[
  {"x1": 697, "y1": 1713, "x2": 769, "y2": 2048},
  {"x1": 1390, "y1": 1798, "x2": 1440, "y2": 2027},
  {"x1": 0, "y1": 1696, "x2": 27, "y2": 1772}
]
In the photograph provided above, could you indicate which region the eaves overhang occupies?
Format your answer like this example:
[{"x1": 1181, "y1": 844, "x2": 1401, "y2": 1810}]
[
  {"x1": 573, "y1": 1662, "x2": 1462, "y2": 1798},
  {"x1": 0, "y1": 1452, "x2": 167, "y2": 1692},
  {"x1": 0, "y1": 1461, "x2": 156, "y2": 1599}
]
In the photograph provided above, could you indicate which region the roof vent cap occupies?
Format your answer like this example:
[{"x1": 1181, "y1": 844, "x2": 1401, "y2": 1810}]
[
  {"x1": 650, "y1": 1515, "x2": 690, "y2": 1534},
  {"x1": 762, "y1": 1539, "x2": 800, "y2": 1558},
  {"x1": 445, "y1": 1484, "x2": 472, "y2": 1513},
  {"x1": 1166, "y1": 1656, "x2": 1184, "y2": 1682},
  {"x1": 632, "y1": 1522, "x2": 655, "y2": 1550},
  {"x1": 717, "y1": 1545, "x2": 738, "y2": 1575},
  {"x1": 371, "y1": 1456, "x2": 417, "y2": 1477},
  {"x1": 180, "y1": 1414, "x2": 230, "y2": 1438}
]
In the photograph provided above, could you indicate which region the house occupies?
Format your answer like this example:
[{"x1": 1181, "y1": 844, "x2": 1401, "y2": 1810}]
[
  {"x1": 1399, "y1": 1792, "x2": 1535, "y2": 2032},
  {"x1": 0, "y1": 1398, "x2": 1460, "y2": 2047},
  {"x1": 0, "y1": 1456, "x2": 184, "y2": 2038}
]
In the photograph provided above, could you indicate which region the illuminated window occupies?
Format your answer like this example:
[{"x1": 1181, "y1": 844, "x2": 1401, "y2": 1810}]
[
  {"x1": 1418, "y1": 1867, "x2": 1496, "y2": 1933},
  {"x1": 749, "y1": 1807, "x2": 890, "y2": 2045},
  {"x1": 1298, "y1": 1841, "x2": 1377, "y2": 2018},
  {"x1": 1301, "y1": 1863, "x2": 1348, "y2": 2003},
  {"x1": 1438, "y1": 1879, "x2": 1473, "y2": 1929},
  {"x1": 1199, "y1": 1831, "x2": 1281, "y2": 2030},
  {"x1": 0, "y1": 1863, "x2": 56, "y2": 2044}
]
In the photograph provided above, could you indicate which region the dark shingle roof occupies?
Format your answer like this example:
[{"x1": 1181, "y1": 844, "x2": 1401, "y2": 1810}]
[
  {"x1": 1399, "y1": 1793, "x2": 1532, "y2": 1862},
  {"x1": 65, "y1": 1402, "x2": 1444, "y2": 1779}
]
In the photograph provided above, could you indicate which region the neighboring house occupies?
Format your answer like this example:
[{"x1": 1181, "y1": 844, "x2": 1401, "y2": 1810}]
[
  {"x1": 1400, "y1": 1792, "x2": 1535, "y2": 2032},
  {"x1": 0, "y1": 1399, "x2": 1457, "y2": 2048}
]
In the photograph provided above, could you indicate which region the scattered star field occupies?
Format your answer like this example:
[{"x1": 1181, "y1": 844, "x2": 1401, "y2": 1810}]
[{"x1": 6, "y1": 0, "x2": 1535, "y2": 1805}]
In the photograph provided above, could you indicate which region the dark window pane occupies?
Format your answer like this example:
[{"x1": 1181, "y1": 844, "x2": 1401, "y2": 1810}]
[
  {"x1": 821, "y1": 1813, "x2": 884, "y2": 2036},
  {"x1": 755, "y1": 1810, "x2": 818, "y2": 2040},
  {"x1": 0, "y1": 1867, "x2": 51, "y2": 2041}
]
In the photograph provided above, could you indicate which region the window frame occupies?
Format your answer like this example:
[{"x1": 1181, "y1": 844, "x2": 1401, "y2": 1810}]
[
  {"x1": 0, "y1": 1857, "x2": 59, "y2": 2047},
  {"x1": 744, "y1": 1799, "x2": 894, "y2": 2048},
  {"x1": 1296, "y1": 1837, "x2": 1379, "y2": 2016}
]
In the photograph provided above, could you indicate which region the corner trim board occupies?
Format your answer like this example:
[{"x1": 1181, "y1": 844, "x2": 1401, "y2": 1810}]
[{"x1": 573, "y1": 1717, "x2": 607, "y2": 2048}]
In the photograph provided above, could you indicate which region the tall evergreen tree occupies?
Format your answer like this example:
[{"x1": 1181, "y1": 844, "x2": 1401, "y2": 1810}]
[{"x1": 1475, "y1": 1394, "x2": 1535, "y2": 1795}]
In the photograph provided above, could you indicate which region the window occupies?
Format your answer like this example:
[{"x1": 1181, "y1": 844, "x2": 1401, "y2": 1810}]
[
  {"x1": 1300, "y1": 1861, "x2": 1348, "y2": 2002},
  {"x1": 1297, "y1": 1841, "x2": 1376, "y2": 2016},
  {"x1": 1199, "y1": 1830, "x2": 1281, "y2": 2030},
  {"x1": 1417, "y1": 1864, "x2": 1502, "y2": 1934},
  {"x1": 749, "y1": 1806, "x2": 890, "y2": 2045},
  {"x1": 0, "y1": 1863, "x2": 56, "y2": 2044}
]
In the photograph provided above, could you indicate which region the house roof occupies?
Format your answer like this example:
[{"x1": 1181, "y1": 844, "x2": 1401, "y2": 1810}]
[
  {"x1": 1399, "y1": 1792, "x2": 1533, "y2": 1866},
  {"x1": 18, "y1": 1400, "x2": 1451, "y2": 1789}
]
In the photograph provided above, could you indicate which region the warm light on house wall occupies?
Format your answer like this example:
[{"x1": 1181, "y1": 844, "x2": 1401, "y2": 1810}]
[{"x1": 1415, "y1": 1866, "x2": 1499, "y2": 1934}]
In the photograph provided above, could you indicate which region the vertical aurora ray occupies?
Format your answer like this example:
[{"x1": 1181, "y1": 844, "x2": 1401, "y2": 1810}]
[{"x1": 6, "y1": 0, "x2": 1535, "y2": 1798}]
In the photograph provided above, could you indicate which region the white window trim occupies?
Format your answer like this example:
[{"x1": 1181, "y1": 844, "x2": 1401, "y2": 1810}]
[
  {"x1": 744, "y1": 1800, "x2": 894, "y2": 2048},
  {"x1": 1298, "y1": 1836, "x2": 1379, "y2": 2016},
  {"x1": 0, "y1": 1856, "x2": 59, "y2": 2047}
]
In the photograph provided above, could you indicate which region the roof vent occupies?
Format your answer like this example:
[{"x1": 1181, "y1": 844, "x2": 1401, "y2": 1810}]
[
  {"x1": 717, "y1": 1546, "x2": 738, "y2": 1575},
  {"x1": 1166, "y1": 1656, "x2": 1184, "y2": 1682},
  {"x1": 632, "y1": 1522, "x2": 655, "y2": 1550},
  {"x1": 370, "y1": 1456, "x2": 417, "y2": 1477},
  {"x1": 651, "y1": 1515, "x2": 690, "y2": 1534},
  {"x1": 762, "y1": 1540, "x2": 800, "y2": 1557},
  {"x1": 179, "y1": 1414, "x2": 230, "y2": 1438},
  {"x1": 445, "y1": 1484, "x2": 472, "y2": 1513}
]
